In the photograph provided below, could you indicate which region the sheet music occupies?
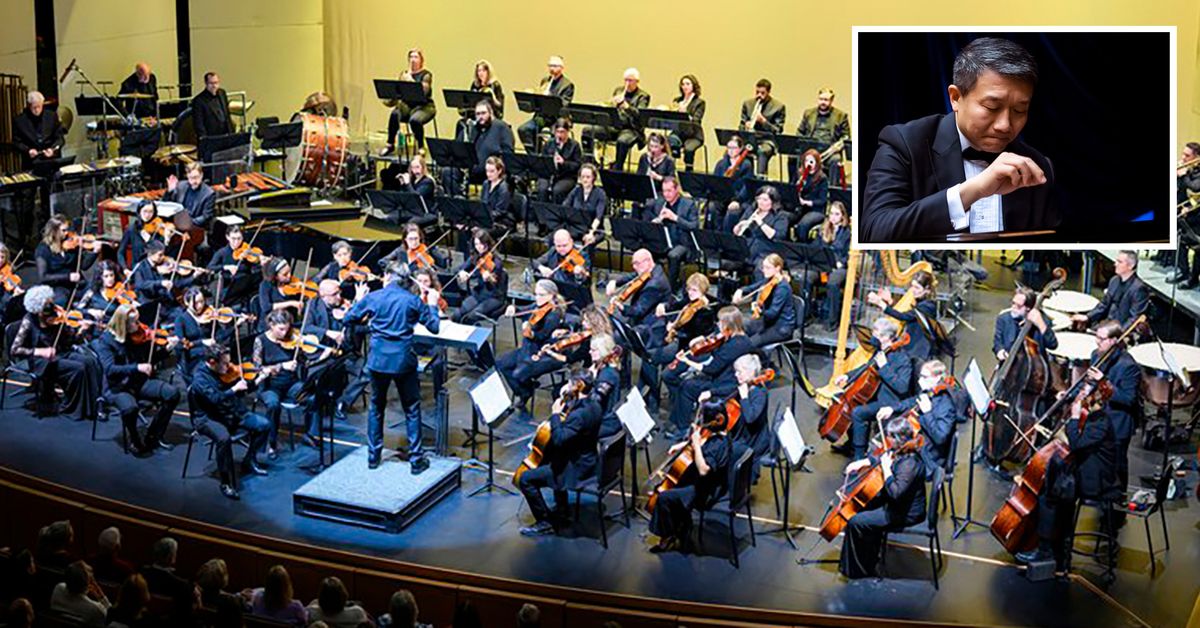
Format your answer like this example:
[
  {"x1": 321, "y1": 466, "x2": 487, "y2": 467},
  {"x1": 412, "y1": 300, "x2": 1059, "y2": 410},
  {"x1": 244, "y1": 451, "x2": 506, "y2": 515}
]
[
  {"x1": 469, "y1": 369, "x2": 511, "y2": 426},
  {"x1": 776, "y1": 407, "x2": 807, "y2": 465},
  {"x1": 1156, "y1": 340, "x2": 1189, "y2": 386},
  {"x1": 416, "y1": 321, "x2": 475, "y2": 342},
  {"x1": 616, "y1": 387, "x2": 655, "y2": 444},
  {"x1": 964, "y1": 359, "x2": 992, "y2": 415}
]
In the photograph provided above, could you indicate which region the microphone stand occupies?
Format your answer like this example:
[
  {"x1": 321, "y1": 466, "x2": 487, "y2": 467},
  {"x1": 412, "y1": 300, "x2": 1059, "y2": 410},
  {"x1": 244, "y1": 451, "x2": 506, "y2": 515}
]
[{"x1": 69, "y1": 61, "x2": 128, "y2": 160}]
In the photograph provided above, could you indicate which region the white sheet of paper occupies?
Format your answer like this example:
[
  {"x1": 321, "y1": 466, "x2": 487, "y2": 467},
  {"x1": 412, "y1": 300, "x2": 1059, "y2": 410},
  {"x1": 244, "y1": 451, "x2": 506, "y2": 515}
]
[
  {"x1": 969, "y1": 194, "x2": 1002, "y2": 233},
  {"x1": 776, "y1": 407, "x2": 807, "y2": 465},
  {"x1": 616, "y1": 387, "x2": 655, "y2": 444},
  {"x1": 416, "y1": 321, "x2": 476, "y2": 342},
  {"x1": 469, "y1": 370, "x2": 511, "y2": 426},
  {"x1": 1157, "y1": 341, "x2": 1190, "y2": 386},
  {"x1": 964, "y1": 358, "x2": 992, "y2": 415},
  {"x1": 311, "y1": 199, "x2": 333, "y2": 207}
]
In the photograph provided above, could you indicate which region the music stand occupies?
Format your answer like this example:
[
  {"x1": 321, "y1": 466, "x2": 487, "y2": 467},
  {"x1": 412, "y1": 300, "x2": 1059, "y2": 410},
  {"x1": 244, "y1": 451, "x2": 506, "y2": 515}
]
[
  {"x1": 693, "y1": 229, "x2": 751, "y2": 270},
  {"x1": 611, "y1": 217, "x2": 669, "y2": 258},
  {"x1": 366, "y1": 189, "x2": 430, "y2": 225},
  {"x1": 373, "y1": 78, "x2": 430, "y2": 107},
  {"x1": 157, "y1": 98, "x2": 188, "y2": 121},
  {"x1": 771, "y1": 240, "x2": 835, "y2": 276},
  {"x1": 501, "y1": 151, "x2": 556, "y2": 182},
  {"x1": 761, "y1": 406, "x2": 814, "y2": 548},
  {"x1": 259, "y1": 121, "x2": 303, "y2": 151},
  {"x1": 442, "y1": 88, "x2": 490, "y2": 112},
  {"x1": 298, "y1": 353, "x2": 350, "y2": 473},
  {"x1": 529, "y1": 200, "x2": 591, "y2": 239},
  {"x1": 425, "y1": 137, "x2": 476, "y2": 170},
  {"x1": 515, "y1": 91, "x2": 566, "y2": 151},
  {"x1": 775, "y1": 134, "x2": 824, "y2": 157},
  {"x1": 952, "y1": 358, "x2": 995, "y2": 539},
  {"x1": 564, "y1": 103, "x2": 619, "y2": 165},
  {"x1": 600, "y1": 169, "x2": 659, "y2": 206},
  {"x1": 678, "y1": 171, "x2": 736, "y2": 204},
  {"x1": 641, "y1": 108, "x2": 700, "y2": 138},
  {"x1": 615, "y1": 386, "x2": 656, "y2": 520},
  {"x1": 439, "y1": 195, "x2": 494, "y2": 231},
  {"x1": 467, "y1": 368, "x2": 518, "y2": 496}
]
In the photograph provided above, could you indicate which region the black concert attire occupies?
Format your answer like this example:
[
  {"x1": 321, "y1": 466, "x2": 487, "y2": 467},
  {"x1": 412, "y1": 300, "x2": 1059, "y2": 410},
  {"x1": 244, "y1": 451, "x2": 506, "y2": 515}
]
[
  {"x1": 859, "y1": 113, "x2": 1057, "y2": 242},
  {"x1": 890, "y1": 387, "x2": 960, "y2": 475},
  {"x1": 13, "y1": 106, "x2": 65, "y2": 171},
  {"x1": 395, "y1": 174, "x2": 439, "y2": 227},
  {"x1": 10, "y1": 312, "x2": 102, "y2": 420},
  {"x1": 742, "y1": 277, "x2": 798, "y2": 348},
  {"x1": 635, "y1": 152, "x2": 677, "y2": 180},
  {"x1": 993, "y1": 311, "x2": 1059, "y2": 358},
  {"x1": 739, "y1": 96, "x2": 786, "y2": 176},
  {"x1": 443, "y1": 117, "x2": 515, "y2": 196},
  {"x1": 518, "y1": 73, "x2": 575, "y2": 151},
  {"x1": 729, "y1": 383, "x2": 771, "y2": 467},
  {"x1": 118, "y1": 72, "x2": 158, "y2": 118},
  {"x1": 256, "y1": 281, "x2": 299, "y2": 331},
  {"x1": 639, "y1": 195, "x2": 698, "y2": 288},
  {"x1": 517, "y1": 395, "x2": 603, "y2": 526},
  {"x1": 36, "y1": 242, "x2": 97, "y2": 306},
  {"x1": 563, "y1": 184, "x2": 608, "y2": 243},
  {"x1": 582, "y1": 86, "x2": 650, "y2": 170},
  {"x1": 387, "y1": 68, "x2": 436, "y2": 150},
  {"x1": 667, "y1": 96, "x2": 706, "y2": 171},
  {"x1": 732, "y1": 207, "x2": 789, "y2": 268},
  {"x1": 612, "y1": 265, "x2": 671, "y2": 331},
  {"x1": 166, "y1": 181, "x2": 216, "y2": 229},
  {"x1": 1171, "y1": 168, "x2": 1200, "y2": 282},
  {"x1": 883, "y1": 297, "x2": 941, "y2": 362},
  {"x1": 792, "y1": 105, "x2": 850, "y2": 177},
  {"x1": 1091, "y1": 348, "x2": 1141, "y2": 491},
  {"x1": 455, "y1": 80, "x2": 506, "y2": 140},
  {"x1": 206, "y1": 245, "x2": 257, "y2": 307},
  {"x1": 188, "y1": 361, "x2": 272, "y2": 486},
  {"x1": 130, "y1": 259, "x2": 192, "y2": 320},
  {"x1": 848, "y1": 344, "x2": 915, "y2": 458},
  {"x1": 190, "y1": 88, "x2": 233, "y2": 140},
  {"x1": 811, "y1": 225, "x2": 850, "y2": 327},
  {"x1": 639, "y1": 296, "x2": 716, "y2": 413},
  {"x1": 344, "y1": 281, "x2": 441, "y2": 466},
  {"x1": 592, "y1": 362, "x2": 624, "y2": 439},
  {"x1": 712, "y1": 153, "x2": 755, "y2": 220},
  {"x1": 534, "y1": 246, "x2": 592, "y2": 305},
  {"x1": 793, "y1": 172, "x2": 829, "y2": 241},
  {"x1": 649, "y1": 432, "x2": 734, "y2": 542},
  {"x1": 94, "y1": 330, "x2": 182, "y2": 453},
  {"x1": 481, "y1": 177, "x2": 514, "y2": 231},
  {"x1": 302, "y1": 297, "x2": 370, "y2": 427},
  {"x1": 1084, "y1": 274, "x2": 1149, "y2": 329},
  {"x1": 174, "y1": 309, "x2": 235, "y2": 386},
  {"x1": 839, "y1": 450, "x2": 926, "y2": 579},
  {"x1": 378, "y1": 243, "x2": 449, "y2": 280},
  {"x1": 453, "y1": 255, "x2": 509, "y2": 325},
  {"x1": 496, "y1": 305, "x2": 565, "y2": 404},
  {"x1": 537, "y1": 137, "x2": 582, "y2": 203},
  {"x1": 252, "y1": 332, "x2": 306, "y2": 449},
  {"x1": 78, "y1": 282, "x2": 125, "y2": 326},
  {"x1": 117, "y1": 216, "x2": 163, "y2": 270},
  {"x1": 663, "y1": 334, "x2": 755, "y2": 431}
]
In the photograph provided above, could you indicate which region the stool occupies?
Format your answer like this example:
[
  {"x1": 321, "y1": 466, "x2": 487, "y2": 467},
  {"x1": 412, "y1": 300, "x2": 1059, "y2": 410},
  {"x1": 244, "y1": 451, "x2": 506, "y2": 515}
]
[
  {"x1": 281, "y1": 401, "x2": 303, "y2": 451},
  {"x1": 1070, "y1": 498, "x2": 1119, "y2": 582}
]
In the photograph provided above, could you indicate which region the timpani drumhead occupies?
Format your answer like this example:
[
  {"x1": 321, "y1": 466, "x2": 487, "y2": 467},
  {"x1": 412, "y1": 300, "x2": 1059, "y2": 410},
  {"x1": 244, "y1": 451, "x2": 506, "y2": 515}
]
[
  {"x1": 1048, "y1": 332, "x2": 1097, "y2": 363},
  {"x1": 1043, "y1": 290, "x2": 1099, "y2": 314}
]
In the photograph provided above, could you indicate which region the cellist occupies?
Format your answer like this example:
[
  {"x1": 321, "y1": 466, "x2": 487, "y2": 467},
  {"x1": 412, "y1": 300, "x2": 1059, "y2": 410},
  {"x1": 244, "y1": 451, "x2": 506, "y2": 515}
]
[
  {"x1": 830, "y1": 318, "x2": 914, "y2": 458},
  {"x1": 648, "y1": 398, "x2": 734, "y2": 555},
  {"x1": 839, "y1": 417, "x2": 926, "y2": 579},
  {"x1": 873, "y1": 359, "x2": 961, "y2": 475},
  {"x1": 516, "y1": 374, "x2": 602, "y2": 538}
]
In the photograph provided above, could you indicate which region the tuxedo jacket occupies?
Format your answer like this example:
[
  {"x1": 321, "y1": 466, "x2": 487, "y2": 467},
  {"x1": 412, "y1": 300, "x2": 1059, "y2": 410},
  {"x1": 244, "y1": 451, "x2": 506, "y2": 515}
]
[{"x1": 860, "y1": 113, "x2": 1057, "y2": 242}]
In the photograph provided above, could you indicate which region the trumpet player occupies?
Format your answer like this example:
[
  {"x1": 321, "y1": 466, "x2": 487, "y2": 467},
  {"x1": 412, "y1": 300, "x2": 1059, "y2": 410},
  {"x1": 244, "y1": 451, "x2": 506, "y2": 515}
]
[
  {"x1": 581, "y1": 68, "x2": 650, "y2": 171},
  {"x1": 738, "y1": 79, "x2": 787, "y2": 176},
  {"x1": 1160, "y1": 142, "x2": 1200, "y2": 277}
]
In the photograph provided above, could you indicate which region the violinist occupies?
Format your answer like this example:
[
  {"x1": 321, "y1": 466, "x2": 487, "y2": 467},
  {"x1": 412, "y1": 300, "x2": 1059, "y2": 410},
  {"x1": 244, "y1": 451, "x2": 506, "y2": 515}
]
[
  {"x1": 131, "y1": 240, "x2": 193, "y2": 319},
  {"x1": 79, "y1": 261, "x2": 133, "y2": 325},
  {"x1": 641, "y1": 273, "x2": 714, "y2": 415},
  {"x1": 189, "y1": 344, "x2": 273, "y2": 500},
  {"x1": 393, "y1": 155, "x2": 438, "y2": 227},
  {"x1": 634, "y1": 133, "x2": 676, "y2": 181},
  {"x1": 604, "y1": 248, "x2": 669, "y2": 329},
  {"x1": 563, "y1": 163, "x2": 608, "y2": 247},
  {"x1": 662, "y1": 306, "x2": 755, "y2": 439},
  {"x1": 872, "y1": 360, "x2": 960, "y2": 472},
  {"x1": 36, "y1": 215, "x2": 104, "y2": 306},
  {"x1": 173, "y1": 287, "x2": 237, "y2": 385},
  {"x1": 867, "y1": 269, "x2": 942, "y2": 362},
  {"x1": 10, "y1": 285, "x2": 102, "y2": 421},
  {"x1": 698, "y1": 354, "x2": 771, "y2": 466},
  {"x1": 638, "y1": 177, "x2": 697, "y2": 289},
  {"x1": 380, "y1": 223, "x2": 447, "y2": 277},
  {"x1": 994, "y1": 287, "x2": 1058, "y2": 362},
  {"x1": 165, "y1": 162, "x2": 215, "y2": 230},
  {"x1": 0, "y1": 243, "x2": 26, "y2": 325},
  {"x1": 117, "y1": 201, "x2": 164, "y2": 270},
  {"x1": 1084, "y1": 319, "x2": 1141, "y2": 493},
  {"x1": 712, "y1": 136, "x2": 755, "y2": 225},
  {"x1": 94, "y1": 304, "x2": 182, "y2": 457},
  {"x1": 252, "y1": 310, "x2": 307, "y2": 457},
  {"x1": 839, "y1": 417, "x2": 926, "y2": 580},
  {"x1": 536, "y1": 118, "x2": 581, "y2": 203},
  {"x1": 206, "y1": 225, "x2": 259, "y2": 307},
  {"x1": 257, "y1": 258, "x2": 305, "y2": 330},
  {"x1": 536, "y1": 305, "x2": 613, "y2": 374},
  {"x1": 497, "y1": 279, "x2": 567, "y2": 411},
  {"x1": 730, "y1": 187, "x2": 789, "y2": 270},
  {"x1": 517, "y1": 374, "x2": 602, "y2": 538},
  {"x1": 314, "y1": 241, "x2": 375, "y2": 294},
  {"x1": 410, "y1": 268, "x2": 448, "y2": 318},
  {"x1": 453, "y1": 228, "x2": 508, "y2": 324},
  {"x1": 733, "y1": 253, "x2": 797, "y2": 348},
  {"x1": 648, "y1": 398, "x2": 733, "y2": 555},
  {"x1": 829, "y1": 318, "x2": 914, "y2": 458},
  {"x1": 303, "y1": 279, "x2": 371, "y2": 422},
  {"x1": 791, "y1": 149, "x2": 829, "y2": 242},
  {"x1": 535, "y1": 229, "x2": 591, "y2": 290}
]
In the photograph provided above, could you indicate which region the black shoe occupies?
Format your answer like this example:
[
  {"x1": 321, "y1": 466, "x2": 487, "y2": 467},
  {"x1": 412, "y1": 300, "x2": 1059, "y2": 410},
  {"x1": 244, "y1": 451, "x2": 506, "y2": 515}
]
[
  {"x1": 132, "y1": 445, "x2": 154, "y2": 459},
  {"x1": 368, "y1": 456, "x2": 381, "y2": 470},
  {"x1": 380, "y1": 145, "x2": 395, "y2": 157},
  {"x1": 241, "y1": 460, "x2": 269, "y2": 476},
  {"x1": 219, "y1": 483, "x2": 241, "y2": 500},
  {"x1": 298, "y1": 434, "x2": 318, "y2": 449},
  {"x1": 830, "y1": 441, "x2": 853, "y2": 456},
  {"x1": 411, "y1": 456, "x2": 430, "y2": 475},
  {"x1": 519, "y1": 520, "x2": 556, "y2": 537},
  {"x1": 1014, "y1": 547, "x2": 1052, "y2": 564},
  {"x1": 649, "y1": 536, "x2": 679, "y2": 554}
]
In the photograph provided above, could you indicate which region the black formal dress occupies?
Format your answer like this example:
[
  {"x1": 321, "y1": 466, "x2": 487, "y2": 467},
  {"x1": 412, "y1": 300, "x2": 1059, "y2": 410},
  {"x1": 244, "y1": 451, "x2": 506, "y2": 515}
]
[
  {"x1": 649, "y1": 433, "x2": 734, "y2": 541},
  {"x1": 839, "y1": 451, "x2": 926, "y2": 579},
  {"x1": 10, "y1": 313, "x2": 102, "y2": 420},
  {"x1": 538, "y1": 138, "x2": 582, "y2": 202}
]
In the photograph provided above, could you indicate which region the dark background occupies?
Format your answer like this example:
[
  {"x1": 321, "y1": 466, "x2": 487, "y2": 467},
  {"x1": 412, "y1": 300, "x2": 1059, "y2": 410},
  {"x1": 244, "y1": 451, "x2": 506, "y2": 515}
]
[{"x1": 857, "y1": 31, "x2": 1172, "y2": 242}]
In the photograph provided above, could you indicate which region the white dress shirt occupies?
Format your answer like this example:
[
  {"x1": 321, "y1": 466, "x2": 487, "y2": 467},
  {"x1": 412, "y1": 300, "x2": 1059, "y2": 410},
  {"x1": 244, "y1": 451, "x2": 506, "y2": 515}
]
[{"x1": 946, "y1": 127, "x2": 1004, "y2": 234}]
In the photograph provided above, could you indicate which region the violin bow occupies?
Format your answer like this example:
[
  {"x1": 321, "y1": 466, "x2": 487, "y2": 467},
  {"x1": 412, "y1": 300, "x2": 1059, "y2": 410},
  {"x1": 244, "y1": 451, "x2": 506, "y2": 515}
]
[
  {"x1": 354, "y1": 240, "x2": 379, "y2": 266},
  {"x1": 146, "y1": 303, "x2": 164, "y2": 366},
  {"x1": 463, "y1": 232, "x2": 510, "y2": 282},
  {"x1": 291, "y1": 248, "x2": 315, "y2": 363}
]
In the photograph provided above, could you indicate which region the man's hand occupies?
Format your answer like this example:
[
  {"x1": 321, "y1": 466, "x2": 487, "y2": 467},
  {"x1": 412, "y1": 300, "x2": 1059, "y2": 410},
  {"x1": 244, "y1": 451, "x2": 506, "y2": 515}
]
[
  {"x1": 538, "y1": 265, "x2": 553, "y2": 278},
  {"x1": 167, "y1": 174, "x2": 179, "y2": 192},
  {"x1": 137, "y1": 363, "x2": 153, "y2": 376},
  {"x1": 996, "y1": 349, "x2": 1009, "y2": 361},
  {"x1": 232, "y1": 379, "x2": 249, "y2": 393},
  {"x1": 845, "y1": 458, "x2": 870, "y2": 475},
  {"x1": 28, "y1": 149, "x2": 38, "y2": 158},
  {"x1": 1086, "y1": 366, "x2": 1105, "y2": 382},
  {"x1": 917, "y1": 394, "x2": 933, "y2": 414},
  {"x1": 876, "y1": 407, "x2": 895, "y2": 421},
  {"x1": 697, "y1": 391, "x2": 712, "y2": 403},
  {"x1": 35, "y1": 347, "x2": 56, "y2": 359},
  {"x1": 960, "y1": 152, "x2": 1047, "y2": 207},
  {"x1": 874, "y1": 351, "x2": 888, "y2": 368},
  {"x1": 605, "y1": 280, "x2": 617, "y2": 297},
  {"x1": 69, "y1": 272, "x2": 82, "y2": 283},
  {"x1": 1071, "y1": 313, "x2": 1088, "y2": 324}
]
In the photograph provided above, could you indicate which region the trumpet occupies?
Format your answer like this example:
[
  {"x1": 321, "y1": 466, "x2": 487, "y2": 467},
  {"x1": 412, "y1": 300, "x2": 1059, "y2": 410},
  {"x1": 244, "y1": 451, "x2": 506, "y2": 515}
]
[{"x1": 1178, "y1": 156, "x2": 1200, "y2": 172}]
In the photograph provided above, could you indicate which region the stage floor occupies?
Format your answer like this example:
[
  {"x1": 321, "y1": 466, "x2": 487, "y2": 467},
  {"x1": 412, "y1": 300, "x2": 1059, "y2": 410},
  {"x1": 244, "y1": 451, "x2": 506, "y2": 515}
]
[{"x1": 1, "y1": 259, "x2": 1197, "y2": 627}]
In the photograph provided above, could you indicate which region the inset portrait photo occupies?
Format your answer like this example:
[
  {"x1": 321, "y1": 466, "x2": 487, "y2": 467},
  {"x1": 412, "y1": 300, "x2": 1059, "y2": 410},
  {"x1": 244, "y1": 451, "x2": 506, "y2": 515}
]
[{"x1": 853, "y1": 28, "x2": 1174, "y2": 248}]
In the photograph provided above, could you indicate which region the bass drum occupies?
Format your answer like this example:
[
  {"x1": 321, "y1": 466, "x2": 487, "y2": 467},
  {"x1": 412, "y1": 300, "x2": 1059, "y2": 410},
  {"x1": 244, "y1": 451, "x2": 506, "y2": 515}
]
[{"x1": 284, "y1": 112, "x2": 348, "y2": 189}]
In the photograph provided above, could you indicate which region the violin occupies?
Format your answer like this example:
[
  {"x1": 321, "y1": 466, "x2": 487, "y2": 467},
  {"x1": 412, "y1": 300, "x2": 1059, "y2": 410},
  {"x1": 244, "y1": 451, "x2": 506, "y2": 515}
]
[
  {"x1": 751, "y1": 275, "x2": 783, "y2": 319},
  {"x1": 156, "y1": 257, "x2": 210, "y2": 277},
  {"x1": 280, "y1": 279, "x2": 319, "y2": 299},
  {"x1": 280, "y1": 330, "x2": 340, "y2": 355},
  {"x1": 62, "y1": 232, "x2": 116, "y2": 251},
  {"x1": 407, "y1": 244, "x2": 436, "y2": 269},
  {"x1": 869, "y1": 377, "x2": 958, "y2": 456},
  {"x1": 521, "y1": 301, "x2": 555, "y2": 340},
  {"x1": 512, "y1": 378, "x2": 588, "y2": 486},
  {"x1": 231, "y1": 242, "x2": 265, "y2": 264},
  {"x1": 665, "y1": 299, "x2": 707, "y2": 344},
  {"x1": 0, "y1": 264, "x2": 22, "y2": 293},
  {"x1": 48, "y1": 305, "x2": 90, "y2": 329},
  {"x1": 338, "y1": 260, "x2": 379, "y2": 283},
  {"x1": 607, "y1": 270, "x2": 651, "y2": 315},
  {"x1": 724, "y1": 368, "x2": 777, "y2": 426},
  {"x1": 102, "y1": 282, "x2": 139, "y2": 306},
  {"x1": 218, "y1": 361, "x2": 259, "y2": 385},
  {"x1": 533, "y1": 330, "x2": 592, "y2": 361},
  {"x1": 555, "y1": 248, "x2": 588, "y2": 276},
  {"x1": 818, "y1": 332, "x2": 913, "y2": 442},
  {"x1": 130, "y1": 322, "x2": 172, "y2": 346},
  {"x1": 141, "y1": 217, "x2": 180, "y2": 240},
  {"x1": 668, "y1": 330, "x2": 730, "y2": 369},
  {"x1": 196, "y1": 306, "x2": 255, "y2": 326},
  {"x1": 819, "y1": 435, "x2": 926, "y2": 542}
]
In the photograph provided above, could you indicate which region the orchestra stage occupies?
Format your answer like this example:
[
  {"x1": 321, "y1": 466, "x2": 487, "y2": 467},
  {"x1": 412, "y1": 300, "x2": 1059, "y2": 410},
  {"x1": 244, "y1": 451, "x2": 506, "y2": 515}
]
[{"x1": 0, "y1": 263, "x2": 1195, "y2": 628}]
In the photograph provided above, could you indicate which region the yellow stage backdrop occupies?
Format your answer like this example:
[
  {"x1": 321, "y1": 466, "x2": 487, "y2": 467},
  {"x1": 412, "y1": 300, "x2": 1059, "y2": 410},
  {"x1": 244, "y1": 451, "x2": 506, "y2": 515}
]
[{"x1": 324, "y1": 0, "x2": 1200, "y2": 157}]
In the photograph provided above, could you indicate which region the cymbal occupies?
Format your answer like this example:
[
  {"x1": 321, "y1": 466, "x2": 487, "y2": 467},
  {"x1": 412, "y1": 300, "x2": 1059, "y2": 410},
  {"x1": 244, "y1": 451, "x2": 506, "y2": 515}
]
[
  {"x1": 117, "y1": 93, "x2": 154, "y2": 99},
  {"x1": 152, "y1": 144, "x2": 197, "y2": 164}
]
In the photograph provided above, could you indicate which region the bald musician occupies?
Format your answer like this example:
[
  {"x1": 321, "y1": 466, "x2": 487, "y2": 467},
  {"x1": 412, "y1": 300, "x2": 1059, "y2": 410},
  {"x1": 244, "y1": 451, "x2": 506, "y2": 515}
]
[{"x1": 118, "y1": 63, "x2": 158, "y2": 118}]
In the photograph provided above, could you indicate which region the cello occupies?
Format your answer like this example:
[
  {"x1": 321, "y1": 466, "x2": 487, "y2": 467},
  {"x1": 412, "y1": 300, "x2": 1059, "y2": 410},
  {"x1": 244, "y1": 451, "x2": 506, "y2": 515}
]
[
  {"x1": 990, "y1": 379, "x2": 1114, "y2": 554},
  {"x1": 511, "y1": 378, "x2": 588, "y2": 486},
  {"x1": 819, "y1": 434, "x2": 926, "y2": 541},
  {"x1": 818, "y1": 332, "x2": 911, "y2": 442},
  {"x1": 984, "y1": 268, "x2": 1068, "y2": 465}
]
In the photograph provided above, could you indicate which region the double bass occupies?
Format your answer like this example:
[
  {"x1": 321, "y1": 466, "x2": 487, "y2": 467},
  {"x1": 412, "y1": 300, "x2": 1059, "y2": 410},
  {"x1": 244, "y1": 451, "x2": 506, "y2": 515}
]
[
  {"x1": 990, "y1": 379, "x2": 1114, "y2": 554},
  {"x1": 818, "y1": 332, "x2": 911, "y2": 442},
  {"x1": 984, "y1": 268, "x2": 1068, "y2": 465}
]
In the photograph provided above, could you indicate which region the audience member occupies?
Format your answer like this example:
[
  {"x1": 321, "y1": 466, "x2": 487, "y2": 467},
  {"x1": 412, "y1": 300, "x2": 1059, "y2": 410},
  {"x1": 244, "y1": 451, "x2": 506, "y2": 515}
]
[
  {"x1": 305, "y1": 577, "x2": 371, "y2": 628},
  {"x1": 517, "y1": 602, "x2": 541, "y2": 628},
  {"x1": 106, "y1": 573, "x2": 151, "y2": 628},
  {"x1": 247, "y1": 565, "x2": 307, "y2": 626},
  {"x1": 91, "y1": 527, "x2": 136, "y2": 583},
  {"x1": 376, "y1": 589, "x2": 430, "y2": 628},
  {"x1": 48, "y1": 561, "x2": 109, "y2": 627},
  {"x1": 35, "y1": 521, "x2": 75, "y2": 571},
  {"x1": 4, "y1": 598, "x2": 34, "y2": 628}
]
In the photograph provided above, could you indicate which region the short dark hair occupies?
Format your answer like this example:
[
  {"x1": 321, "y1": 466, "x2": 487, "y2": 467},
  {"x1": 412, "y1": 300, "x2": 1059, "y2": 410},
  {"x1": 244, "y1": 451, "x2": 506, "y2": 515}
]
[
  {"x1": 203, "y1": 71, "x2": 217, "y2": 83},
  {"x1": 552, "y1": 117, "x2": 572, "y2": 131},
  {"x1": 146, "y1": 239, "x2": 166, "y2": 255},
  {"x1": 952, "y1": 37, "x2": 1038, "y2": 95},
  {"x1": 64, "y1": 561, "x2": 89, "y2": 595},
  {"x1": 204, "y1": 343, "x2": 228, "y2": 364},
  {"x1": 317, "y1": 577, "x2": 349, "y2": 615},
  {"x1": 755, "y1": 78, "x2": 772, "y2": 92},
  {"x1": 1188, "y1": 142, "x2": 1200, "y2": 155}
]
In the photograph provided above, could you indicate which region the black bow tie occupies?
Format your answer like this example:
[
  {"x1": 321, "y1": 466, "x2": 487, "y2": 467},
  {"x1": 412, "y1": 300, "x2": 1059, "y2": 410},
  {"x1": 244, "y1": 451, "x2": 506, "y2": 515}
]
[{"x1": 962, "y1": 146, "x2": 1001, "y2": 164}]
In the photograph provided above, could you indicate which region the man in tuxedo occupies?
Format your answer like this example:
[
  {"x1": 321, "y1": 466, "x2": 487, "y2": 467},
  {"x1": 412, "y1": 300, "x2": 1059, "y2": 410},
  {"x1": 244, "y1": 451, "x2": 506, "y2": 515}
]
[{"x1": 860, "y1": 37, "x2": 1056, "y2": 242}]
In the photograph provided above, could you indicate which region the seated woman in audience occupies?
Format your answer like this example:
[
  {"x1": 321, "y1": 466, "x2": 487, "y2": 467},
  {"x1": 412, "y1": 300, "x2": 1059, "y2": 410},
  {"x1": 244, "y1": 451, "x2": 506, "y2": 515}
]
[
  {"x1": 246, "y1": 564, "x2": 307, "y2": 626},
  {"x1": 196, "y1": 558, "x2": 236, "y2": 610},
  {"x1": 306, "y1": 576, "x2": 371, "y2": 628},
  {"x1": 376, "y1": 589, "x2": 432, "y2": 628},
  {"x1": 105, "y1": 573, "x2": 152, "y2": 628}
]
